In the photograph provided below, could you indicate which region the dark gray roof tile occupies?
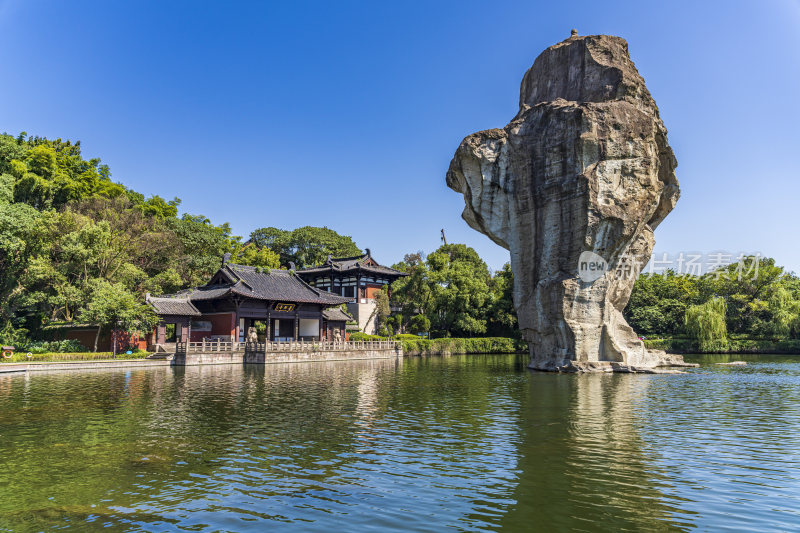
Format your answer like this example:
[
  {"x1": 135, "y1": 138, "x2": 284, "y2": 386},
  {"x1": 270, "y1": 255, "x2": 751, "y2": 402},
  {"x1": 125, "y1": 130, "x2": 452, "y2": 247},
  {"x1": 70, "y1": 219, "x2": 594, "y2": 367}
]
[
  {"x1": 220, "y1": 264, "x2": 351, "y2": 305},
  {"x1": 146, "y1": 295, "x2": 201, "y2": 316},
  {"x1": 297, "y1": 253, "x2": 407, "y2": 278},
  {"x1": 322, "y1": 308, "x2": 354, "y2": 322}
]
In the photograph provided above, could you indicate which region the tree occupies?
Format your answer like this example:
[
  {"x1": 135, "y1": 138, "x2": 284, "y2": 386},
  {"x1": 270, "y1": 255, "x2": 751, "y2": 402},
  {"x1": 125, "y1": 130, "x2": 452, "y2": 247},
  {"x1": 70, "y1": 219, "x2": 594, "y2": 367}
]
[
  {"x1": 685, "y1": 296, "x2": 728, "y2": 352},
  {"x1": 0, "y1": 196, "x2": 42, "y2": 328},
  {"x1": 249, "y1": 225, "x2": 361, "y2": 267},
  {"x1": 706, "y1": 256, "x2": 791, "y2": 336},
  {"x1": 390, "y1": 252, "x2": 432, "y2": 332},
  {"x1": 365, "y1": 287, "x2": 391, "y2": 336},
  {"x1": 486, "y1": 263, "x2": 518, "y2": 337},
  {"x1": 625, "y1": 271, "x2": 700, "y2": 335},
  {"x1": 168, "y1": 214, "x2": 238, "y2": 286},
  {"x1": 230, "y1": 242, "x2": 281, "y2": 269},
  {"x1": 79, "y1": 280, "x2": 157, "y2": 352},
  {"x1": 407, "y1": 314, "x2": 430, "y2": 335},
  {"x1": 426, "y1": 244, "x2": 491, "y2": 336},
  {"x1": 3, "y1": 135, "x2": 126, "y2": 209}
]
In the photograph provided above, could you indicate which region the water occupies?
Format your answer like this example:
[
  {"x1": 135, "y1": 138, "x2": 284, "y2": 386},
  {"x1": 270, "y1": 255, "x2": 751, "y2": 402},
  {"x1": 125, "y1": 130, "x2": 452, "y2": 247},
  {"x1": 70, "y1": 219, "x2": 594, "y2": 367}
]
[{"x1": 0, "y1": 354, "x2": 799, "y2": 531}]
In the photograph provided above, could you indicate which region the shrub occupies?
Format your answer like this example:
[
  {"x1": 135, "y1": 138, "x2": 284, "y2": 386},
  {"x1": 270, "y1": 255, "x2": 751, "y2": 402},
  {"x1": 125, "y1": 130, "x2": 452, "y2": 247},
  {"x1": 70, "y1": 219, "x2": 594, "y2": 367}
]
[
  {"x1": 393, "y1": 334, "x2": 422, "y2": 340},
  {"x1": 400, "y1": 337, "x2": 524, "y2": 356},
  {"x1": 21, "y1": 339, "x2": 87, "y2": 354},
  {"x1": 349, "y1": 332, "x2": 384, "y2": 342},
  {"x1": 1, "y1": 351, "x2": 150, "y2": 363}
]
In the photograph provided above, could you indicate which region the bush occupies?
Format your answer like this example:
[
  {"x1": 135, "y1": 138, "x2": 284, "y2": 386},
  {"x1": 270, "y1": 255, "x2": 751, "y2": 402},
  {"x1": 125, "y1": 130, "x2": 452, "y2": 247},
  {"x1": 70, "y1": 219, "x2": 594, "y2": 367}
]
[
  {"x1": 22, "y1": 339, "x2": 87, "y2": 354},
  {"x1": 393, "y1": 334, "x2": 422, "y2": 340},
  {"x1": 0, "y1": 323, "x2": 30, "y2": 348},
  {"x1": 643, "y1": 335, "x2": 800, "y2": 354},
  {"x1": 400, "y1": 337, "x2": 525, "y2": 356},
  {"x1": 349, "y1": 332, "x2": 384, "y2": 342},
  {"x1": 1, "y1": 351, "x2": 150, "y2": 363}
]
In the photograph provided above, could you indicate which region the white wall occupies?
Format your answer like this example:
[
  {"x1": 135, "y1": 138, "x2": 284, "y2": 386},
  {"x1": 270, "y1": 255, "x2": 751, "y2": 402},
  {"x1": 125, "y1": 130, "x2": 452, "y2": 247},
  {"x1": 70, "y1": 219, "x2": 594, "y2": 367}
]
[
  {"x1": 299, "y1": 318, "x2": 319, "y2": 337},
  {"x1": 347, "y1": 301, "x2": 377, "y2": 335}
]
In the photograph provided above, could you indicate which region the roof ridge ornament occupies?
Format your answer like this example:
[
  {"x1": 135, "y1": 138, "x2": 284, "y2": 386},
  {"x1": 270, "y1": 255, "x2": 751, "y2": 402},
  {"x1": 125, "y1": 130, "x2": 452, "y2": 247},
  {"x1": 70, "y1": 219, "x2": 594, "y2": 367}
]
[
  {"x1": 289, "y1": 261, "x2": 296, "y2": 272},
  {"x1": 222, "y1": 252, "x2": 232, "y2": 267}
]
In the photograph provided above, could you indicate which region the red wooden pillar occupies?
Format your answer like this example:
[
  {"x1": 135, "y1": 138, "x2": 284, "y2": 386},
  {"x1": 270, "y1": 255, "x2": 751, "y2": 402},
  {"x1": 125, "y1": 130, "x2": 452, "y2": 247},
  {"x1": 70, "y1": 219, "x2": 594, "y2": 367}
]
[{"x1": 179, "y1": 321, "x2": 189, "y2": 343}]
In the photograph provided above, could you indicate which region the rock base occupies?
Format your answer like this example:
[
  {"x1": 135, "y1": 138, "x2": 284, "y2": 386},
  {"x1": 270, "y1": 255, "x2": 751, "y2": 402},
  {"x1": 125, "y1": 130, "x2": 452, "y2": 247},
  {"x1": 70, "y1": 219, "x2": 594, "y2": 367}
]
[{"x1": 528, "y1": 353, "x2": 698, "y2": 373}]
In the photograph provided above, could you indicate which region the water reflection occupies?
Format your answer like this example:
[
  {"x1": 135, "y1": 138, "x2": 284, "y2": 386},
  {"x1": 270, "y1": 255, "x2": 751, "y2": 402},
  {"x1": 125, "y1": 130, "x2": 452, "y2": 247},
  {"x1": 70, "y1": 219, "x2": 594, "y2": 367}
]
[{"x1": 0, "y1": 355, "x2": 799, "y2": 531}]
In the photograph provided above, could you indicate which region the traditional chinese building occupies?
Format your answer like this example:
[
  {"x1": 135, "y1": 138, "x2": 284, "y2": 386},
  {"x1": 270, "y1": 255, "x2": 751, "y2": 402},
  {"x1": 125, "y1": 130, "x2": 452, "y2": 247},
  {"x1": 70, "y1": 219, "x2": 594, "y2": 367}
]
[
  {"x1": 146, "y1": 255, "x2": 352, "y2": 351},
  {"x1": 296, "y1": 249, "x2": 407, "y2": 334}
]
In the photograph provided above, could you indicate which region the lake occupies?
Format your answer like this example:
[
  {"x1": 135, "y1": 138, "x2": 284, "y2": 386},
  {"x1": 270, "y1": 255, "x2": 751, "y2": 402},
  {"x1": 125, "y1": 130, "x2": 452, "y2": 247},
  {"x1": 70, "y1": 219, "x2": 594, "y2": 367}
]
[{"x1": 1, "y1": 354, "x2": 799, "y2": 531}]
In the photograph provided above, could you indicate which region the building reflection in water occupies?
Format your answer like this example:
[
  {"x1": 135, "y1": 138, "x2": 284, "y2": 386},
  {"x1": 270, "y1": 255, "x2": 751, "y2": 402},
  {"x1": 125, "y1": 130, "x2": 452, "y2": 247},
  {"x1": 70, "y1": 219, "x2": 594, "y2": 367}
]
[{"x1": 0, "y1": 356, "x2": 699, "y2": 531}]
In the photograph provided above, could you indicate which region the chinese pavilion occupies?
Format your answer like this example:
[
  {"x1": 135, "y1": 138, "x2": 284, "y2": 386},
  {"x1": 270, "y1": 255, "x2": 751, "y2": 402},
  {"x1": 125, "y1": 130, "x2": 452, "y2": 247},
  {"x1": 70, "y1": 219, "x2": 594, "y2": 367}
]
[
  {"x1": 296, "y1": 249, "x2": 407, "y2": 334},
  {"x1": 146, "y1": 255, "x2": 352, "y2": 350}
]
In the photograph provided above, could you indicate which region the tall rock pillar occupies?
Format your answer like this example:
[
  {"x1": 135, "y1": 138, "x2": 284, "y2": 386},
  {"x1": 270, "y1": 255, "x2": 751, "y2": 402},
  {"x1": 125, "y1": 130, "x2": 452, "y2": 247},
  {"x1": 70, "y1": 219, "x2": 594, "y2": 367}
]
[{"x1": 447, "y1": 32, "x2": 686, "y2": 371}]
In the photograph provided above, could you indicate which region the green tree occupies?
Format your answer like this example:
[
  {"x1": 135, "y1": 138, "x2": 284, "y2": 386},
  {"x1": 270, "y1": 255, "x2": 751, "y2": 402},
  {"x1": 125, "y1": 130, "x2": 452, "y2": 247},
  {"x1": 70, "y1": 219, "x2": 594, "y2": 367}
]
[
  {"x1": 168, "y1": 214, "x2": 238, "y2": 286},
  {"x1": 625, "y1": 271, "x2": 700, "y2": 335},
  {"x1": 365, "y1": 287, "x2": 391, "y2": 336},
  {"x1": 79, "y1": 280, "x2": 157, "y2": 352},
  {"x1": 706, "y1": 256, "x2": 791, "y2": 336},
  {"x1": 486, "y1": 263, "x2": 518, "y2": 337},
  {"x1": 249, "y1": 225, "x2": 361, "y2": 267},
  {"x1": 390, "y1": 252, "x2": 432, "y2": 333},
  {"x1": 685, "y1": 296, "x2": 728, "y2": 352},
  {"x1": 426, "y1": 244, "x2": 490, "y2": 337},
  {"x1": 0, "y1": 195, "x2": 42, "y2": 328},
  {"x1": 230, "y1": 243, "x2": 281, "y2": 269}
]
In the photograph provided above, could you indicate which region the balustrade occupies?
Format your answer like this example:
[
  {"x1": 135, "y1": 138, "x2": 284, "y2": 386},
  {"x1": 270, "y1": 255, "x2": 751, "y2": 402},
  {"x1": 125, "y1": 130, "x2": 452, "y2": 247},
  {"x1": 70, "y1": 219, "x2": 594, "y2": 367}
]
[{"x1": 182, "y1": 339, "x2": 399, "y2": 354}]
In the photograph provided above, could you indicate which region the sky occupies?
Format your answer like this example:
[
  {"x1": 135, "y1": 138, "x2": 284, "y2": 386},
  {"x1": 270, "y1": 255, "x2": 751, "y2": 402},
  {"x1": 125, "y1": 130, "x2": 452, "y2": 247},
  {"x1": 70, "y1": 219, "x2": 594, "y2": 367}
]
[{"x1": 1, "y1": 0, "x2": 798, "y2": 273}]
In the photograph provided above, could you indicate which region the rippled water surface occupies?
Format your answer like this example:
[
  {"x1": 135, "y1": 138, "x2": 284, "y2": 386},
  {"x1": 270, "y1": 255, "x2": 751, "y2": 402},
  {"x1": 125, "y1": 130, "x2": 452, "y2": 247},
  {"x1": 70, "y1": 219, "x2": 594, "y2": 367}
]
[{"x1": 1, "y1": 354, "x2": 800, "y2": 531}]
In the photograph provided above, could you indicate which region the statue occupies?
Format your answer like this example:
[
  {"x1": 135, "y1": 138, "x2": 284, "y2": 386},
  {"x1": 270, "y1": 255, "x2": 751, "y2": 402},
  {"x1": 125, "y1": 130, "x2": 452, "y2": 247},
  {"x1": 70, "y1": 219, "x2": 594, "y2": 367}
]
[{"x1": 447, "y1": 32, "x2": 688, "y2": 371}]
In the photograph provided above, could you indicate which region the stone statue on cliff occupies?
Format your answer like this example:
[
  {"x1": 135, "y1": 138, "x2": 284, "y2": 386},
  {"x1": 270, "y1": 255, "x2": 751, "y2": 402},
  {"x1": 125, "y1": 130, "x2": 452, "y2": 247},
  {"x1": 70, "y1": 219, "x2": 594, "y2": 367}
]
[{"x1": 447, "y1": 31, "x2": 687, "y2": 371}]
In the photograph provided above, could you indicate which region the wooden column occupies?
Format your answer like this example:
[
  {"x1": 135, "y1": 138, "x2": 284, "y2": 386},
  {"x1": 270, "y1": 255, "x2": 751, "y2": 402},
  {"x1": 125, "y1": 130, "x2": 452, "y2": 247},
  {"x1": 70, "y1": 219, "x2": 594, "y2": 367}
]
[{"x1": 233, "y1": 300, "x2": 241, "y2": 342}]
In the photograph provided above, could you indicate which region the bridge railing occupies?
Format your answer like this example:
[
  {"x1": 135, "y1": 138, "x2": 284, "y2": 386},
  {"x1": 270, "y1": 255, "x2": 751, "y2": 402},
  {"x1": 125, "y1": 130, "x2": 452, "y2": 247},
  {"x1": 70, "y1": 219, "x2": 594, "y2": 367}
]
[{"x1": 177, "y1": 339, "x2": 400, "y2": 354}]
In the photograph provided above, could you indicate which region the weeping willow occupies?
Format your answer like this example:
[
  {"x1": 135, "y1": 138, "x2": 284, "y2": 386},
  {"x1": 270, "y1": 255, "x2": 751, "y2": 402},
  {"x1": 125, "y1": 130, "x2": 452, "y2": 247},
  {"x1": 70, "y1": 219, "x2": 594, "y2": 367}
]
[{"x1": 685, "y1": 297, "x2": 728, "y2": 352}]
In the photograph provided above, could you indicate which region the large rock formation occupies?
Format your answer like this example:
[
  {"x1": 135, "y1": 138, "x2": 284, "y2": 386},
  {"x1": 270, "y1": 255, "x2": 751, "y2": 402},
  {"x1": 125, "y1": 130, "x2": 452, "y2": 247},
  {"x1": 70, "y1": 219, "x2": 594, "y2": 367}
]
[{"x1": 447, "y1": 31, "x2": 686, "y2": 371}]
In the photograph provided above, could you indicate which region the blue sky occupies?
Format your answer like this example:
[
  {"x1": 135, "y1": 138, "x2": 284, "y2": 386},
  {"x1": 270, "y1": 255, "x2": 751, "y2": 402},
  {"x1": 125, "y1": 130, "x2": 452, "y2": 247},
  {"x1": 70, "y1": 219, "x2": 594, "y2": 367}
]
[{"x1": 1, "y1": 0, "x2": 798, "y2": 273}]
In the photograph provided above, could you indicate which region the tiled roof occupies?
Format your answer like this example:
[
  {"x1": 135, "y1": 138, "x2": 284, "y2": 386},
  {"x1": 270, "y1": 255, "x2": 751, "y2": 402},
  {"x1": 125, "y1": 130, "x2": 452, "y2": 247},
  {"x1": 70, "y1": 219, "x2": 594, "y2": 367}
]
[
  {"x1": 297, "y1": 253, "x2": 408, "y2": 278},
  {"x1": 150, "y1": 262, "x2": 352, "y2": 316},
  {"x1": 322, "y1": 308, "x2": 354, "y2": 322},
  {"x1": 224, "y1": 264, "x2": 351, "y2": 304},
  {"x1": 209, "y1": 263, "x2": 351, "y2": 305},
  {"x1": 146, "y1": 295, "x2": 201, "y2": 317}
]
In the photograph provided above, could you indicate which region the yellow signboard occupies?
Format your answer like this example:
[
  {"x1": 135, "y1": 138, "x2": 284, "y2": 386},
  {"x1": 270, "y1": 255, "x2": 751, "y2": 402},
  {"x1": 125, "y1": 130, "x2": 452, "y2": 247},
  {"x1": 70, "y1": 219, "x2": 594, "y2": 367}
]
[{"x1": 274, "y1": 303, "x2": 296, "y2": 312}]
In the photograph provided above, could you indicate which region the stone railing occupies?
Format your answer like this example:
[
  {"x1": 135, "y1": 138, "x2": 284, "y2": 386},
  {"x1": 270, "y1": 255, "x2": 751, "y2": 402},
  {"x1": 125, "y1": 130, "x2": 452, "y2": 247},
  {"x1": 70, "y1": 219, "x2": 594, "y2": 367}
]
[{"x1": 177, "y1": 340, "x2": 399, "y2": 354}]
